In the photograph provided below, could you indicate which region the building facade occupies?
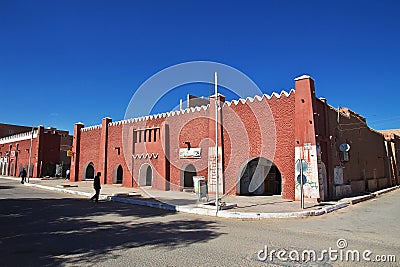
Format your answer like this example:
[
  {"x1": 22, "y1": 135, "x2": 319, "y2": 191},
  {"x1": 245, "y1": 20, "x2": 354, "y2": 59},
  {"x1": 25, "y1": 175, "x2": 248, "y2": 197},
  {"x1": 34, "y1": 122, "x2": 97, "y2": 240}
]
[
  {"x1": 0, "y1": 123, "x2": 35, "y2": 138},
  {"x1": 0, "y1": 126, "x2": 72, "y2": 177},
  {"x1": 70, "y1": 76, "x2": 400, "y2": 201}
]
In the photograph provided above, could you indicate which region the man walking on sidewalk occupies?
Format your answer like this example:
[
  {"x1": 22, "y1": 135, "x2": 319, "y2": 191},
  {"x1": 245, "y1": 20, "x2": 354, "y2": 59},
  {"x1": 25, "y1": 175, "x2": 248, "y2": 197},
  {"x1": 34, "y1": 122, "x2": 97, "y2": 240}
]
[
  {"x1": 19, "y1": 168, "x2": 27, "y2": 184},
  {"x1": 90, "y1": 172, "x2": 101, "y2": 202}
]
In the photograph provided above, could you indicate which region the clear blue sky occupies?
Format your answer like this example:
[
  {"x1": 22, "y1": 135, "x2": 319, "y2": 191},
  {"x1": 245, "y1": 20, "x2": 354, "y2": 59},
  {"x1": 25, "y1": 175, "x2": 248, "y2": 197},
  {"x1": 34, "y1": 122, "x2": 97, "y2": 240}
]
[{"x1": 1, "y1": 0, "x2": 400, "y2": 134}]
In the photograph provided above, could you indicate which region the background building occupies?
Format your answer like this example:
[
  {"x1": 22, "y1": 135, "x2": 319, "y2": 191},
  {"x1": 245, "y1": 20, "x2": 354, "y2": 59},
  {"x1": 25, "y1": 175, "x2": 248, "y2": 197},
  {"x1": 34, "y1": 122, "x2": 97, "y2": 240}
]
[
  {"x1": 0, "y1": 123, "x2": 35, "y2": 138},
  {"x1": 70, "y1": 76, "x2": 400, "y2": 201},
  {"x1": 0, "y1": 126, "x2": 72, "y2": 178}
]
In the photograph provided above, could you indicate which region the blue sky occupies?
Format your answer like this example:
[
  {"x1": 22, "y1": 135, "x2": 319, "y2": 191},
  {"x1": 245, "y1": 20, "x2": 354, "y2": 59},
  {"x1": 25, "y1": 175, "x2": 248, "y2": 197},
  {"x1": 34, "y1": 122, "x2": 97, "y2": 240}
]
[{"x1": 1, "y1": 0, "x2": 400, "y2": 134}]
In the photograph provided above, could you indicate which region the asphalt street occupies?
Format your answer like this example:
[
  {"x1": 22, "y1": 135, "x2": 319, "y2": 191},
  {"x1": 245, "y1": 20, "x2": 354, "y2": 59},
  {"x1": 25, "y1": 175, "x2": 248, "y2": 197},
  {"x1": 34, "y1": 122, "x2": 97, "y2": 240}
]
[{"x1": 0, "y1": 179, "x2": 399, "y2": 266}]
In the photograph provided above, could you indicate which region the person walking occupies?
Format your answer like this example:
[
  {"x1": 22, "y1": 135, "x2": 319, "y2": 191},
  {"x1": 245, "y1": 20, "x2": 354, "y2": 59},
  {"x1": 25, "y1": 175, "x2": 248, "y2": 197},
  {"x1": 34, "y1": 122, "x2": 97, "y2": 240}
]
[
  {"x1": 90, "y1": 172, "x2": 101, "y2": 202},
  {"x1": 19, "y1": 168, "x2": 27, "y2": 184}
]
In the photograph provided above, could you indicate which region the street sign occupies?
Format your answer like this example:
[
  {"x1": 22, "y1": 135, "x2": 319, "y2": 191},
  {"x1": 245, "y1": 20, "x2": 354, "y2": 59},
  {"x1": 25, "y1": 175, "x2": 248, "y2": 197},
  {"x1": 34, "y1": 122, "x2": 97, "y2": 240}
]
[
  {"x1": 339, "y1": 143, "x2": 351, "y2": 152},
  {"x1": 296, "y1": 159, "x2": 308, "y2": 210},
  {"x1": 296, "y1": 159, "x2": 308, "y2": 173},
  {"x1": 304, "y1": 143, "x2": 312, "y2": 150},
  {"x1": 297, "y1": 174, "x2": 307, "y2": 185}
]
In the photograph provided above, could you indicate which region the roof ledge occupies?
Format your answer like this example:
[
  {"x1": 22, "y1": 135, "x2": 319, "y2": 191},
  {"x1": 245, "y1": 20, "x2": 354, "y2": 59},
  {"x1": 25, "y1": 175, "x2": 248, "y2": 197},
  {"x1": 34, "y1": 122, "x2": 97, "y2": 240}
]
[{"x1": 294, "y1": 74, "x2": 313, "y2": 81}]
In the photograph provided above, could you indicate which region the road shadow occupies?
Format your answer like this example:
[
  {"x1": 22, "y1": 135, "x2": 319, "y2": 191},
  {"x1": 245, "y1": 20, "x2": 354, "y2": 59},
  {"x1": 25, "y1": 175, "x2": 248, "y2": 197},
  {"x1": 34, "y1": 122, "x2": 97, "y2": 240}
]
[
  {"x1": 0, "y1": 185, "x2": 15, "y2": 190},
  {"x1": 0, "y1": 197, "x2": 223, "y2": 266}
]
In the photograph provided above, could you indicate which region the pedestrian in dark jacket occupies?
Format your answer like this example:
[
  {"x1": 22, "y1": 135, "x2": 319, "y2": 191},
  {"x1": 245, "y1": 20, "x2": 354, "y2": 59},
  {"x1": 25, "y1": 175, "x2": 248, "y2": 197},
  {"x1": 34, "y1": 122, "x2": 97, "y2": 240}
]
[
  {"x1": 19, "y1": 168, "x2": 27, "y2": 184},
  {"x1": 90, "y1": 172, "x2": 101, "y2": 202}
]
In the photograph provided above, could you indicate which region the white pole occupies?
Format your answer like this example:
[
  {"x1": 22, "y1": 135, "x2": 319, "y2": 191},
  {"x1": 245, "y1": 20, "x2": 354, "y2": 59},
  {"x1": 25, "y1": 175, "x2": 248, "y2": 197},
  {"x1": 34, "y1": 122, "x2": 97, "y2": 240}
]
[
  {"x1": 27, "y1": 126, "x2": 34, "y2": 183},
  {"x1": 215, "y1": 72, "x2": 219, "y2": 213},
  {"x1": 300, "y1": 159, "x2": 304, "y2": 209}
]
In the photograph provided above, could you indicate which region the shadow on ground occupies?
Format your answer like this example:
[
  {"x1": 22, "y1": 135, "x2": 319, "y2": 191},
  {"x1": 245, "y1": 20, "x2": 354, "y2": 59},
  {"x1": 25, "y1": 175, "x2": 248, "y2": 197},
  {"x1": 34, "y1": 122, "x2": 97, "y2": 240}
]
[
  {"x1": 0, "y1": 197, "x2": 223, "y2": 266},
  {"x1": 0, "y1": 185, "x2": 16, "y2": 190}
]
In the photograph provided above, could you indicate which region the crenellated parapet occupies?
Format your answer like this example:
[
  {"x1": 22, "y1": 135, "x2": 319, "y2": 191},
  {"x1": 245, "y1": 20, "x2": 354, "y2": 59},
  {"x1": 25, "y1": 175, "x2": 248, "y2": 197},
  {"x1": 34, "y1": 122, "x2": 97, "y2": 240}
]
[
  {"x1": 81, "y1": 125, "x2": 102, "y2": 132},
  {"x1": 81, "y1": 90, "x2": 294, "y2": 130},
  {"x1": 224, "y1": 89, "x2": 294, "y2": 107},
  {"x1": 0, "y1": 130, "x2": 38, "y2": 144},
  {"x1": 108, "y1": 104, "x2": 210, "y2": 127}
]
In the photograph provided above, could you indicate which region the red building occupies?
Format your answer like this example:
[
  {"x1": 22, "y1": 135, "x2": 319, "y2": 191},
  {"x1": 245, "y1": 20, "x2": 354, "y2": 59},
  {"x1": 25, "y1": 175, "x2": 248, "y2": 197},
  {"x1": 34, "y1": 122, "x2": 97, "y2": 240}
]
[
  {"x1": 0, "y1": 123, "x2": 34, "y2": 138},
  {"x1": 0, "y1": 126, "x2": 72, "y2": 177},
  {"x1": 70, "y1": 75, "x2": 400, "y2": 201}
]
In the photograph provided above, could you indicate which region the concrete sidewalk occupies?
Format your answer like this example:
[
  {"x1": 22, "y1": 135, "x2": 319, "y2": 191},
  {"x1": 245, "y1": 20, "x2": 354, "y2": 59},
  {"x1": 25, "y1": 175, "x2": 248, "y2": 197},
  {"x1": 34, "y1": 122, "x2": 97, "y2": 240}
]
[{"x1": 1, "y1": 175, "x2": 399, "y2": 219}]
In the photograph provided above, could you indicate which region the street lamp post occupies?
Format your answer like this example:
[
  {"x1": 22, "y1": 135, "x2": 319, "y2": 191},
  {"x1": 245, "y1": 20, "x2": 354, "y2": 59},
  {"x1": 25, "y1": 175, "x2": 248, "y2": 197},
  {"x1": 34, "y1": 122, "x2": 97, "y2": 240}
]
[
  {"x1": 27, "y1": 126, "x2": 34, "y2": 183},
  {"x1": 214, "y1": 72, "x2": 219, "y2": 214}
]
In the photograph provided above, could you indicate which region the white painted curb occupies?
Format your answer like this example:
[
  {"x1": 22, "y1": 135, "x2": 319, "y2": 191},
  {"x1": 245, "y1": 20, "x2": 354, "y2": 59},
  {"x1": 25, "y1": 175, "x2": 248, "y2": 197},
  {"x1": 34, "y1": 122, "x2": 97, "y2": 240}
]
[
  {"x1": 3, "y1": 176, "x2": 398, "y2": 219},
  {"x1": 372, "y1": 185, "x2": 400, "y2": 196},
  {"x1": 19, "y1": 181, "x2": 332, "y2": 219},
  {"x1": 322, "y1": 202, "x2": 349, "y2": 213}
]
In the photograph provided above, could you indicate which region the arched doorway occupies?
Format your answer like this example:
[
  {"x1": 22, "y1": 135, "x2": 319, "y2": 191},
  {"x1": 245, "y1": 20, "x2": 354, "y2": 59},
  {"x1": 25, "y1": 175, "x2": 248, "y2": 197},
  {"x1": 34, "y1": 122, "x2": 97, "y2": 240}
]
[
  {"x1": 115, "y1": 165, "x2": 123, "y2": 184},
  {"x1": 139, "y1": 164, "x2": 153, "y2": 186},
  {"x1": 238, "y1": 157, "x2": 281, "y2": 196},
  {"x1": 146, "y1": 166, "x2": 152, "y2": 186},
  {"x1": 83, "y1": 162, "x2": 95, "y2": 180},
  {"x1": 181, "y1": 164, "x2": 196, "y2": 189}
]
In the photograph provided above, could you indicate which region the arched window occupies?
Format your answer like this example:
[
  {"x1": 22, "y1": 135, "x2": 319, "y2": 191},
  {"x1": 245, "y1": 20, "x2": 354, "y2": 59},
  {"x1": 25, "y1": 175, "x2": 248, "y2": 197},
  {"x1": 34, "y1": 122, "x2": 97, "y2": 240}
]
[
  {"x1": 139, "y1": 163, "x2": 153, "y2": 186},
  {"x1": 83, "y1": 162, "x2": 95, "y2": 180}
]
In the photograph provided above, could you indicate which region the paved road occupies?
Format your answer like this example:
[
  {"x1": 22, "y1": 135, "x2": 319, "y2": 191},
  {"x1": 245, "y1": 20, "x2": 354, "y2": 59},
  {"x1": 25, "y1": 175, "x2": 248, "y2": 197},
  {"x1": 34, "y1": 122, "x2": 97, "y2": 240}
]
[{"x1": 0, "y1": 179, "x2": 399, "y2": 266}]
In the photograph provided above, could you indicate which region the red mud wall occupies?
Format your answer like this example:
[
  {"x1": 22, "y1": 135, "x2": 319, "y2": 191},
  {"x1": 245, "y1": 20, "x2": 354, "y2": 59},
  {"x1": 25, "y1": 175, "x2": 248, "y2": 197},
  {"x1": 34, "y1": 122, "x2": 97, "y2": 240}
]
[
  {"x1": 0, "y1": 137, "x2": 39, "y2": 177},
  {"x1": 222, "y1": 92, "x2": 295, "y2": 199},
  {"x1": 73, "y1": 91, "x2": 296, "y2": 200},
  {"x1": 107, "y1": 124, "x2": 130, "y2": 186},
  {"x1": 78, "y1": 127, "x2": 101, "y2": 180}
]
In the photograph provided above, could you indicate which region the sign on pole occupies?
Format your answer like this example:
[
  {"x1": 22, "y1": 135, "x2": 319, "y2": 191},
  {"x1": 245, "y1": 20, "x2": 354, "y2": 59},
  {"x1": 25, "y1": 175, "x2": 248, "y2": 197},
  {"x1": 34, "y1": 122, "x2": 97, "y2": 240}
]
[
  {"x1": 296, "y1": 159, "x2": 308, "y2": 209},
  {"x1": 296, "y1": 159, "x2": 308, "y2": 173}
]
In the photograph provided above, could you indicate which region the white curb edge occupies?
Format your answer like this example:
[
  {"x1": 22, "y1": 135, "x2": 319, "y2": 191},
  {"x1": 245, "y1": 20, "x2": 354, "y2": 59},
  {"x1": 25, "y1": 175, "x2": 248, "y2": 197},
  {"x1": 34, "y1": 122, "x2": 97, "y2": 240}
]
[{"x1": 2, "y1": 176, "x2": 398, "y2": 219}]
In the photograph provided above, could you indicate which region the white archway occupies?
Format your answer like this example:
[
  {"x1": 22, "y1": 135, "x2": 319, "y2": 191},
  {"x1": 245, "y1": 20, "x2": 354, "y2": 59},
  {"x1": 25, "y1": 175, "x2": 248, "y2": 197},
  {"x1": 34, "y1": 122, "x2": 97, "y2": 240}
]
[
  {"x1": 113, "y1": 164, "x2": 123, "y2": 184},
  {"x1": 180, "y1": 164, "x2": 197, "y2": 189},
  {"x1": 138, "y1": 163, "x2": 153, "y2": 186},
  {"x1": 82, "y1": 161, "x2": 95, "y2": 180}
]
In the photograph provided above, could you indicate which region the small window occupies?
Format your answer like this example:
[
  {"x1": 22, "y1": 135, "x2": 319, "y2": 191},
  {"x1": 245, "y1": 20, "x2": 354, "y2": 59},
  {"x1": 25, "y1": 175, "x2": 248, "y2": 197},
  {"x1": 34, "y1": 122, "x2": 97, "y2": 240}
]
[
  {"x1": 134, "y1": 128, "x2": 159, "y2": 143},
  {"x1": 133, "y1": 131, "x2": 137, "y2": 143}
]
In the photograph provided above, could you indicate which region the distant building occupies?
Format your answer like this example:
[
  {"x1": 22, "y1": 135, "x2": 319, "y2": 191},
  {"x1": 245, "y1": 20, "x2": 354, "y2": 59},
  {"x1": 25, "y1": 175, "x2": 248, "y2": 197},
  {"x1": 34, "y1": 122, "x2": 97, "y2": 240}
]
[
  {"x1": 185, "y1": 94, "x2": 210, "y2": 109},
  {"x1": 70, "y1": 75, "x2": 400, "y2": 201},
  {"x1": 378, "y1": 129, "x2": 400, "y2": 187},
  {"x1": 0, "y1": 123, "x2": 35, "y2": 138},
  {"x1": 0, "y1": 126, "x2": 72, "y2": 177}
]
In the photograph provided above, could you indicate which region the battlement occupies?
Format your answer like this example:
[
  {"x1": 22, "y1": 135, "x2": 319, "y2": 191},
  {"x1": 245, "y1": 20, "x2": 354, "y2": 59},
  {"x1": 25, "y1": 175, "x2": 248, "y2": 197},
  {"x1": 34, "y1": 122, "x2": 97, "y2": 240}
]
[
  {"x1": 224, "y1": 89, "x2": 294, "y2": 107},
  {"x1": 82, "y1": 89, "x2": 295, "y2": 130},
  {"x1": 107, "y1": 104, "x2": 210, "y2": 127},
  {"x1": 81, "y1": 125, "x2": 102, "y2": 132},
  {"x1": 0, "y1": 130, "x2": 38, "y2": 144}
]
